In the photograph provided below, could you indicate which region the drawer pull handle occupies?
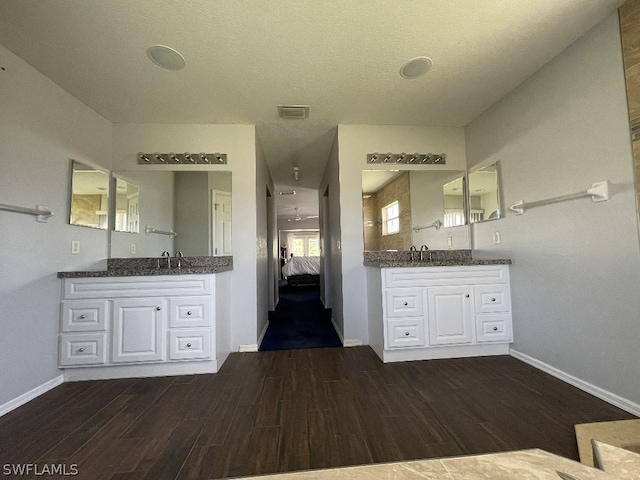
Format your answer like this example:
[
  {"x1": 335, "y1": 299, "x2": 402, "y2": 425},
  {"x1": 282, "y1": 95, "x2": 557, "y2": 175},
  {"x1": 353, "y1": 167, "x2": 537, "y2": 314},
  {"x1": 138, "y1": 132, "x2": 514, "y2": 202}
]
[
  {"x1": 403, "y1": 302, "x2": 408, "y2": 306},
  {"x1": 493, "y1": 327, "x2": 498, "y2": 331},
  {"x1": 79, "y1": 314, "x2": 86, "y2": 319},
  {"x1": 78, "y1": 347, "x2": 85, "y2": 353},
  {"x1": 187, "y1": 311, "x2": 192, "y2": 316},
  {"x1": 156, "y1": 306, "x2": 161, "y2": 311},
  {"x1": 186, "y1": 343, "x2": 192, "y2": 348},
  {"x1": 405, "y1": 332, "x2": 410, "y2": 336}
]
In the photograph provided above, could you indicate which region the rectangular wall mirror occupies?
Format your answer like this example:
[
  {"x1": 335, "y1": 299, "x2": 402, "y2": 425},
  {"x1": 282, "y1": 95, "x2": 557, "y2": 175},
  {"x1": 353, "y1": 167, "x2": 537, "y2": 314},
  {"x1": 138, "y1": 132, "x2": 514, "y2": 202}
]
[
  {"x1": 110, "y1": 170, "x2": 231, "y2": 258},
  {"x1": 467, "y1": 162, "x2": 502, "y2": 223},
  {"x1": 362, "y1": 170, "x2": 470, "y2": 251},
  {"x1": 69, "y1": 160, "x2": 110, "y2": 230}
]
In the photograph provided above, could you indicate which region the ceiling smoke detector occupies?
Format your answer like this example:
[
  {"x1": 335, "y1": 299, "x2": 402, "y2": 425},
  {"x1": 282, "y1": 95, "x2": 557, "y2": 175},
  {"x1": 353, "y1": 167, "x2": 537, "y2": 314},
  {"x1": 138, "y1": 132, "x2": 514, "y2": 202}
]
[{"x1": 278, "y1": 105, "x2": 310, "y2": 119}]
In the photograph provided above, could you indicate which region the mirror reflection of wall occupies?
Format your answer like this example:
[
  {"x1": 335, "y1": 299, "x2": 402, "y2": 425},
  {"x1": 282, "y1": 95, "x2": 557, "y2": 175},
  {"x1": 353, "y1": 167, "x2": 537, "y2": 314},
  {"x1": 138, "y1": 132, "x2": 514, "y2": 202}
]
[
  {"x1": 113, "y1": 177, "x2": 140, "y2": 233},
  {"x1": 442, "y1": 176, "x2": 466, "y2": 227},
  {"x1": 362, "y1": 170, "x2": 471, "y2": 251},
  {"x1": 69, "y1": 160, "x2": 110, "y2": 230},
  {"x1": 110, "y1": 171, "x2": 231, "y2": 258},
  {"x1": 362, "y1": 171, "x2": 412, "y2": 251},
  {"x1": 467, "y1": 162, "x2": 502, "y2": 224}
]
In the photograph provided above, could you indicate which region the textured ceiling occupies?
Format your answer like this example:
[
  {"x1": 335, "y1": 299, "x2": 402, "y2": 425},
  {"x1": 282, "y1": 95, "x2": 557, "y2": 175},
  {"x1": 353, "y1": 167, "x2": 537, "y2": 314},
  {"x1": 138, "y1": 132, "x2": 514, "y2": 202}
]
[{"x1": 0, "y1": 0, "x2": 624, "y2": 218}]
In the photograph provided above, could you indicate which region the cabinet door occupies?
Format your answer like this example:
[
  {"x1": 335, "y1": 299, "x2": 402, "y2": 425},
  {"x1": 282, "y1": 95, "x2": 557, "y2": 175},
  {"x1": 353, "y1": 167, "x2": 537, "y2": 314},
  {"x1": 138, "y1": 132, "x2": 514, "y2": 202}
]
[
  {"x1": 427, "y1": 286, "x2": 472, "y2": 345},
  {"x1": 112, "y1": 298, "x2": 165, "y2": 363}
]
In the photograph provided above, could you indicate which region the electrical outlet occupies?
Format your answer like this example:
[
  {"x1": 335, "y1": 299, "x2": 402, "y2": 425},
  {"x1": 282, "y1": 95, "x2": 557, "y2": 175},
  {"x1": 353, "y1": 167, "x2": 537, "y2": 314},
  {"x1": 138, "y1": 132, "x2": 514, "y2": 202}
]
[
  {"x1": 493, "y1": 231, "x2": 501, "y2": 245},
  {"x1": 71, "y1": 240, "x2": 80, "y2": 254},
  {"x1": 130, "y1": 243, "x2": 136, "y2": 254},
  {"x1": 447, "y1": 237, "x2": 453, "y2": 247}
]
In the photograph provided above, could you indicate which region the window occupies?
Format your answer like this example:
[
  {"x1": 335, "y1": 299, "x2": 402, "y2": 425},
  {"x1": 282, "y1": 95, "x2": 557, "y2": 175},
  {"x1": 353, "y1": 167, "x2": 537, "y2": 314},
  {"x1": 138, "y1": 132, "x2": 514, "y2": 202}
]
[
  {"x1": 382, "y1": 201, "x2": 400, "y2": 235},
  {"x1": 287, "y1": 231, "x2": 320, "y2": 257}
]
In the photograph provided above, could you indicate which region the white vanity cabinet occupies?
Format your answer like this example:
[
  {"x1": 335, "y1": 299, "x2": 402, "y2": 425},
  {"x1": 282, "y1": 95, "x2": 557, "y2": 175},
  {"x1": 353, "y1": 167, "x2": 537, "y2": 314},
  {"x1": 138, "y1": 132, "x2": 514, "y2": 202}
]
[
  {"x1": 370, "y1": 264, "x2": 513, "y2": 363},
  {"x1": 59, "y1": 275, "x2": 216, "y2": 378}
]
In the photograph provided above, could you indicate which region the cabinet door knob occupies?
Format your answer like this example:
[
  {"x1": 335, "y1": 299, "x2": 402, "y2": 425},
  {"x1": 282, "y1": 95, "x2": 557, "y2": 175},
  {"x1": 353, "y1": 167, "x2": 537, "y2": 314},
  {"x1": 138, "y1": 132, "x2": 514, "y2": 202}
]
[
  {"x1": 491, "y1": 298, "x2": 496, "y2": 302},
  {"x1": 156, "y1": 306, "x2": 161, "y2": 311},
  {"x1": 79, "y1": 314, "x2": 86, "y2": 319},
  {"x1": 187, "y1": 311, "x2": 192, "y2": 316},
  {"x1": 403, "y1": 302, "x2": 408, "y2": 306},
  {"x1": 78, "y1": 347, "x2": 84, "y2": 353},
  {"x1": 186, "y1": 343, "x2": 192, "y2": 348},
  {"x1": 465, "y1": 294, "x2": 469, "y2": 298},
  {"x1": 404, "y1": 332, "x2": 410, "y2": 336},
  {"x1": 493, "y1": 327, "x2": 498, "y2": 331}
]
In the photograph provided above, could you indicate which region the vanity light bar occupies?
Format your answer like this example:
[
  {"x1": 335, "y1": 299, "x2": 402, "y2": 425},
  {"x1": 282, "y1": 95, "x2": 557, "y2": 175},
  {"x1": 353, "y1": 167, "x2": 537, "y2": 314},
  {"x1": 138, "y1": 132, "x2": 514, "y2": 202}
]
[
  {"x1": 366, "y1": 152, "x2": 446, "y2": 165},
  {"x1": 137, "y1": 152, "x2": 227, "y2": 165}
]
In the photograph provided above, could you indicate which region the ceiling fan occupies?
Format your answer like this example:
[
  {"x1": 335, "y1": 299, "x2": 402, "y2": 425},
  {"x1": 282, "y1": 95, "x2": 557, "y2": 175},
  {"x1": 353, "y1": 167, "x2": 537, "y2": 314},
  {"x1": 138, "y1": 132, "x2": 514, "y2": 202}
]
[{"x1": 287, "y1": 207, "x2": 319, "y2": 222}]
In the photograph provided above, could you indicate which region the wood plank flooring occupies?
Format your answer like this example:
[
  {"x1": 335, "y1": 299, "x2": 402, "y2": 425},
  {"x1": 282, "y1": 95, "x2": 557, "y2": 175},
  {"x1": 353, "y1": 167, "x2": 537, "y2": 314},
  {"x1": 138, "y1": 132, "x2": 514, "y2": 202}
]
[{"x1": 0, "y1": 347, "x2": 635, "y2": 479}]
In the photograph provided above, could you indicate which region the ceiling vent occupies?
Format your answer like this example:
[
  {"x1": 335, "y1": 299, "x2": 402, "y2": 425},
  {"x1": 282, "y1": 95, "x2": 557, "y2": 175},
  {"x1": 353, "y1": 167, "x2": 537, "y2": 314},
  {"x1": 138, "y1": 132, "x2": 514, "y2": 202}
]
[{"x1": 278, "y1": 105, "x2": 309, "y2": 119}]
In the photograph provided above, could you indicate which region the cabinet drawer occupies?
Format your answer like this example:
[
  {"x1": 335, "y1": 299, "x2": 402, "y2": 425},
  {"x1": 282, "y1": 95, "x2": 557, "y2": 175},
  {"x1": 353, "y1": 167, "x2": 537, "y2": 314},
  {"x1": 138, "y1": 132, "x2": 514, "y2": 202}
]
[
  {"x1": 473, "y1": 285, "x2": 511, "y2": 313},
  {"x1": 476, "y1": 314, "x2": 513, "y2": 343},
  {"x1": 60, "y1": 333, "x2": 107, "y2": 366},
  {"x1": 169, "y1": 296, "x2": 211, "y2": 328},
  {"x1": 61, "y1": 300, "x2": 108, "y2": 332},
  {"x1": 169, "y1": 328, "x2": 212, "y2": 360},
  {"x1": 386, "y1": 318, "x2": 425, "y2": 349},
  {"x1": 385, "y1": 289, "x2": 423, "y2": 317}
]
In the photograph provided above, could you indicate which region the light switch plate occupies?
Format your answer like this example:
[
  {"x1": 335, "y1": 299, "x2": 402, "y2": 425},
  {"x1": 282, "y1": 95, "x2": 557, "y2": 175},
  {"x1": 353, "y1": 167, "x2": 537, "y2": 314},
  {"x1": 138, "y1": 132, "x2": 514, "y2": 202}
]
[
  {"x1": 130, "y1": 243, "x2": 136, "y2": 254},
  {"x1": 71, "y1": 240, "x2": 80, "y2": 254},
  {"x1": 493, "y1": 231, "x2": 501, "y2": 245}
]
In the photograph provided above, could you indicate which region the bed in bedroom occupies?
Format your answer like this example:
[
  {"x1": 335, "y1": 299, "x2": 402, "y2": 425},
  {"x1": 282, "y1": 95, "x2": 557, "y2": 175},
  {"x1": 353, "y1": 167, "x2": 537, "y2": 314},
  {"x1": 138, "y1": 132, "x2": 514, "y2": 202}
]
[{"x1": 282, "y1": 256, "x2": 320, "y2": 286}]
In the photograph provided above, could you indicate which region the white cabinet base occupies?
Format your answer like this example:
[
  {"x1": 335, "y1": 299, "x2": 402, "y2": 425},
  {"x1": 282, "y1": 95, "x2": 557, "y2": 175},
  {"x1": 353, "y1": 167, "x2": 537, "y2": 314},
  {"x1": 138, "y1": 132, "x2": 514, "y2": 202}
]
[
  {"x1": 381, "y1": 343, "x2": 510, "y2": 363},
  {"x1": 62, "y1": 359, "x2": 218, "y2": 382},
  {"x1": 368, "y1": 264, "x2": 513, "y2": 364}
]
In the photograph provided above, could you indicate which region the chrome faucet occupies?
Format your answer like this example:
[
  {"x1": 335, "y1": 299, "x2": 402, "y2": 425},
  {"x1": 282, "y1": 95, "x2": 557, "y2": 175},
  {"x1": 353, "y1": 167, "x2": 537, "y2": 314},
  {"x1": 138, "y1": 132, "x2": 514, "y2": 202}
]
[
  {"x1": 161, "y1": 251, "x2": 171, "y2": 269},
  {"x1": 410, "y1": 245, "x2": 417, "y2": 263},
  {"x1": 175, "y1": 251, "x2": 184, "y2": 269},
  {"x1": 420, "y1": 245, "x2": 429, "y2": 262}
]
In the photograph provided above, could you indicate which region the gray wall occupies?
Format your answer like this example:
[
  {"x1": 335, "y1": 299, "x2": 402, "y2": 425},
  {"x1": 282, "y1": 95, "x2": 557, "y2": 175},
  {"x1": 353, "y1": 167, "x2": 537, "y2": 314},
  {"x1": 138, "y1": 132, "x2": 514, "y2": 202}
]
[
  {"x1": 256, "y1": 134, "x2": 277, "y2": 341},
  {"x1": 0, "y1": 45, "x2": 112, "y2": 408},
  {"x1": 175, "y1": 171, "x2": 210, "y2": 256},
  {"x1": 318, "y1": 132, "x2": 343, "y2": 336},
  {"x1": 466, "y1": 13, "x2": 640, "y2": 408}
]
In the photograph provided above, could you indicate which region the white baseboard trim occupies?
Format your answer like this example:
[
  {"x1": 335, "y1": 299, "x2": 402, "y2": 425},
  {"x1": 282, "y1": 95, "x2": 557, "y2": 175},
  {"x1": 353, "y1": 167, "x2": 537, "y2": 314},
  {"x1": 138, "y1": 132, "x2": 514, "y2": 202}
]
[
  {"x1": 0, "y1": 375, "x2": 64, "y2": 417},
  {"x1": 510, "y1": 349, "x2": 640, "y2": 417},
  {"x1": 239, "y1": 344, "x2": 259, "y2": 352},
  {"x1": 330, "y1": 316, "x2": 344, "y2": 345},
  {"x1": 343, "y1": 339, "x2": 363, "y2": 347},
  {"x1": 257, "y1": 321, "x2": 269, "y2": 348}
]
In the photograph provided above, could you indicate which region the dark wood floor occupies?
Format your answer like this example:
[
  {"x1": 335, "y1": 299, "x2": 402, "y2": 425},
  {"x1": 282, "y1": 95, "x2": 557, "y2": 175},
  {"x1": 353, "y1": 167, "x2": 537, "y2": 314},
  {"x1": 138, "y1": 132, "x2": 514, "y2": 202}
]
[{"x1": 0, "y1": 347, "x2": 635, "y2": 480}]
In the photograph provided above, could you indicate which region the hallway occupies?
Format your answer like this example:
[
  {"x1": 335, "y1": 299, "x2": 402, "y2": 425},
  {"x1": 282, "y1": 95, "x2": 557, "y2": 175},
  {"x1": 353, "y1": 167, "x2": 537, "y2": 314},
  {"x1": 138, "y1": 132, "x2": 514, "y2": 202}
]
[{"x1": 260, "y1": 283, "x2": 342, "y2": 351}]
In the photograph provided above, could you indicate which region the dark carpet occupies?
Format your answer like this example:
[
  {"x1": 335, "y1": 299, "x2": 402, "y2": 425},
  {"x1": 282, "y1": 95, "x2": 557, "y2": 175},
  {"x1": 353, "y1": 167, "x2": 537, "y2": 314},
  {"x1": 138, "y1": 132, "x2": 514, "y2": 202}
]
[{"x1": 259, "y1": 283, "x2": 342, "y2": 351}]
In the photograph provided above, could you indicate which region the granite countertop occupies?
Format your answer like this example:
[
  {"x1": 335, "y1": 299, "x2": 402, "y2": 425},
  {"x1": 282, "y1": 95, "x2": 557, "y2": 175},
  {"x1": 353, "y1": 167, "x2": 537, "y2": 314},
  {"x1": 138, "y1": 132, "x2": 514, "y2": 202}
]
[
  {"x1": 245, "y1": 449, "x2": 622, "y2": 479},
  {"x1": 364, "y1": 250, "x2": 511, "y2": 268},
  {"x1": 57, "y1": 256, "x2": 233, "y2": 278}
]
